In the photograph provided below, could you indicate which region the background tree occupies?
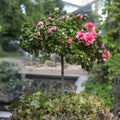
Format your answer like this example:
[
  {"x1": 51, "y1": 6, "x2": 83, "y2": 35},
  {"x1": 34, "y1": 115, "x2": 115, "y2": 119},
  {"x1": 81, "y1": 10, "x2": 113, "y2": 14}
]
[
  {"x1": 0, "y1": 0, "x2": 24, "y2": 42},
  {"x1": 102, "y1": 0, "x2": 120, "y2": 53},
  {"x1": 0, "y1": 0, "x2": 63, "y2": 52}
]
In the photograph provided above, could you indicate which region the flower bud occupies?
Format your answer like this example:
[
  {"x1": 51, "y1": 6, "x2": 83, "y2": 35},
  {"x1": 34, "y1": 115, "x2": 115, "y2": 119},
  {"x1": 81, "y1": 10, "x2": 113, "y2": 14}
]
[
  {"x1": 101, "y1": 43, "x2": 105, "y2": 49},
  {"x1": 68, "y1": 38, "x2": 73, "y2": 45},
  {"x1": 37, "y1": 32, "x2": 41, "y2": 37},
  {"x1": 55, "y1": 7, "x2": 59, "y2": 12},
  {"x1": 77, "y1": 14, "x2": 82, "y2": 20},
  {"x1": 47, "y1": 17, "x2": 52, "y2": 22}
]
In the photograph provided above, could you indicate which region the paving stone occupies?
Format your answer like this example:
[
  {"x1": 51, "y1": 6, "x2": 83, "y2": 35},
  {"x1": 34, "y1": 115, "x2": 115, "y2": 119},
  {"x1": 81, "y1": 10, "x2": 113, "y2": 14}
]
[{"x1": 0, "y1": 111, "x2": 12, "y2": 120}]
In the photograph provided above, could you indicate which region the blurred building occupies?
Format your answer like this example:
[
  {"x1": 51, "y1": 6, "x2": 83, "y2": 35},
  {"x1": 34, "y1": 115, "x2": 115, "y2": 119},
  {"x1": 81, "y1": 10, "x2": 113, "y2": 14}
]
[{"x1": 61, "y1": 0, "x2": 106, "y2": 22}]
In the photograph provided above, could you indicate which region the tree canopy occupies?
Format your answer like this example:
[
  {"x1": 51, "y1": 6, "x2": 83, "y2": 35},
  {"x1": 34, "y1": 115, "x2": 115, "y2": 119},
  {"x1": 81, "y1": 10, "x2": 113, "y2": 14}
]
[{"x1": 102, "y1": 0, "x2": 120, "y2": 53}]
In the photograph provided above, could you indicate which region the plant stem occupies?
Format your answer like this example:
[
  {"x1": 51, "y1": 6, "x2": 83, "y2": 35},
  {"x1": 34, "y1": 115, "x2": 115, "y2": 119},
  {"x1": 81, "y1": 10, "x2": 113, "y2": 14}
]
[{"x1": 61, "y1": 55, "x2": 64, "y2": 94}]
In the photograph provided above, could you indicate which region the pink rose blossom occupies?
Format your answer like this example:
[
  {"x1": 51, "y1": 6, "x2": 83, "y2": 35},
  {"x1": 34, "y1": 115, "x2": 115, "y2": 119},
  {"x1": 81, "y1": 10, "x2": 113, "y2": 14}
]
[
  {"x1": 105, "y1": 51, "x2": 110, "y2": 59},
  {"x1": 37, "y1": 32, "x2": 41, "y2": 37},
  {"x1": 77, "y1": 14, "x2": 82, "y2": 20},
  {"x1": 102, "y1": 58, "x2": 107, "y2": 62},
  {"x1": 37, "y1": 21, "x2": 44, "y2": 29},
  {"x1": 84, "y1": 22, "x2": 96, "y2": 31},
  {"x1": 101, "y1": 43, "x2": 105, "y2": 49},
  {"x1": 84, "y1": 32, "x2": 96, "y2": 46},
  {"x1": 47, "y1": 26, "x2": 57, "y2": 34},
  {"x1": 47, "y1": 29, "x2": 52, "y2": 34},
  {"x1": 102, "y1": 51, "x2": 110, "y2": 60},
  {"x1": 55, "y1": 7, "x2": 59, "y2": 12},
  {"x1": 91, "y1": 31, "x2": 97, "y2": 38},
  {"x1": 47, "y1": 17, "x2": 53, "y2": 22},
  {"x1": 51, "y1": 26, "x2": 57, "y2": 32},
  {"x1": 68, "y1": 38, "x2": 73, "y2": 45},
  {"x1": 76, "y1": 32, "x2": 84, "y2": 40}
]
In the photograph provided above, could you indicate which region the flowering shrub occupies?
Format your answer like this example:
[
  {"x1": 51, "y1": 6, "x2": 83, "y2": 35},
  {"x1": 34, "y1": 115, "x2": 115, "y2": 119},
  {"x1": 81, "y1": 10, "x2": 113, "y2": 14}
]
[
  {"x1": 20, "y1": 8, "x2": 110, "y2": 93},
  {"x1": 20, "y1": 8, "x2": 110, "y2": 71}
]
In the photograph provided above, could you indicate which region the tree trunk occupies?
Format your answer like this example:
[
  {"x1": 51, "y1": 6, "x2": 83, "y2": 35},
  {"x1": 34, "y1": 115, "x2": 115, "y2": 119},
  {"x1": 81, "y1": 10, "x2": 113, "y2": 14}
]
[{"x1": 61, "y1": 55, "x2": 64, "y2": 94}]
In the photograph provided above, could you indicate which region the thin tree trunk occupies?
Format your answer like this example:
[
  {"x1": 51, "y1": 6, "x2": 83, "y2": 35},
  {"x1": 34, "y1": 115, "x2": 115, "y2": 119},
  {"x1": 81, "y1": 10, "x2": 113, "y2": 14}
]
[{"x1": 61, "y1": 55, "x2": 64, "y2": 94}]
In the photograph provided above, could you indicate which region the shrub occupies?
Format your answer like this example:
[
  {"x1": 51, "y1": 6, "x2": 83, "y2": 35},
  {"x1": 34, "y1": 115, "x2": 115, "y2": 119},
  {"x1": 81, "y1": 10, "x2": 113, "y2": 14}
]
[
  {"x1": 20, "y1": 7, "x2": 110, "y2": 94},
  {"x1": 1, "y1": 39, "x2": 20, "y2": 52},
  {"x1": 0, "y1": 61, "x2": 22, "y2": 96},
  {"x1": 12, "y1": 92, "x2": 112, "y2": 120}
]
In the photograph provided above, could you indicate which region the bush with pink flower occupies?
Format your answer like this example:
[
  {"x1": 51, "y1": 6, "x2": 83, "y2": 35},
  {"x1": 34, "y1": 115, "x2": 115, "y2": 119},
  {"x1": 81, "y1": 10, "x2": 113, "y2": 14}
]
[{"x1": 20, "y1": 8, "x2": 110, "y2": 93}]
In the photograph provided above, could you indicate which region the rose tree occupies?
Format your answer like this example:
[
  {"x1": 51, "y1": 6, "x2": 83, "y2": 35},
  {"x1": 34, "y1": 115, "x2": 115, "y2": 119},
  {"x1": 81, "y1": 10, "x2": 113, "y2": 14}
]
[{"x1": 20, "y1": 8, "x2": 110, "y2": 94}]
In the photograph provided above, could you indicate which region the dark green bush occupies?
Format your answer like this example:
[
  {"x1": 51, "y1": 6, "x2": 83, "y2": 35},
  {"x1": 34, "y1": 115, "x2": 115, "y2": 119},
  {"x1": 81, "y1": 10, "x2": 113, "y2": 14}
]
[
  {"x1": 12, "y1": 92, "x2": 112, "y2": 120},
  {"x1": 1, "y1": 39, "x2": 20, "y2": 52},
  {"x1": 0, "y1": 61, "x2": 22, "y2": 94}
]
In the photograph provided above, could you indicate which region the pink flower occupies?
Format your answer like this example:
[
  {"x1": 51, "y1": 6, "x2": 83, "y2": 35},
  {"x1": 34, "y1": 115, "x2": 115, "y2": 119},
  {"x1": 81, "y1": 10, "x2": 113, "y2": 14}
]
[
  {"x1": 55, "y1": 7, "x2": 59, "y2": 12},
  {"x1": 47, "y1": 17, "x2": 53, "y2": 22},
  {"x1": 47, "y1": 29, "x2": 52, "y2": 34},
  {"x1": 84, "y1": 22, "x2": 96, "y2": 31},
  {"x1": 37, "y1": 32, "x2": 41, "y2": 37},
  {"x1": 84, "y1": 32, "x2": 96, "y2": 46},
  {"x1": 105, "y1": 51, "x2": 110, "y2": 59},
  {"x1": 68, "y1": 38, "x2": 73, "y2": 45},
  {"x1": 102, "y1": 58, "x2": 107, "y2": 62},
  {"x1": 91, "y1": 31, "x2": 97, "y2": 38},
  {"x1": 77, "y1": 14, "x2": 82, "y2": 20},
  {"x1": 51, "y1": 26, "x2": 57, "y2": 32},
  {"x1": 102, "y1": 51, "x2": 110, "y2": 60},
  {"x1": 37, "y1": 21, "x2": 44, "y2": 29},
  {"x1": 76, "y1": 32, "x2": 84, "y2": 40},
  {"x1": 101, "y1": 43, "x2": 105, "y2": 49},
  {"x1": 47, "y1": 26, "x2": 57, "y2": 34}
]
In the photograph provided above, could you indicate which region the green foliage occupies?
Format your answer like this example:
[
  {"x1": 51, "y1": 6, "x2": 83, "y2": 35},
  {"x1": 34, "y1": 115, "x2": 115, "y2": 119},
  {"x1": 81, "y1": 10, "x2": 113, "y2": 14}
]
[
  {"x1": 101, "y1": 0, "x2": 120, "y2": 53},
  {"x1": 0, "y1": 25, "x2": 2, "y2": 32},
  {"x1": 0, "y1": 0, "x2": 24, "y2": 41},
  {"x1": 0, "y1": 61, "x2": 22, "y2": 93},
  {"x1": 83, "y1": 64, "x2": 114, "y2": 111},
  {"x1": 12, "y1": 92, "x2": 111, "y2": 120},
  {"x1": 83, "y1": 53, "x2": 120, "y2": 111},
  {"x1": 20, "y1": 8, "x2": 109, "y2": 71},
  {"x1": 107, "y1": 53, "x2": 120, "y2": 80},
  {"x1": 0, "y1": 0, "x2": 63, "y2": 49},
  {"x1": 43, "y1": 0, "x2": 63, "y2": 18}
]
